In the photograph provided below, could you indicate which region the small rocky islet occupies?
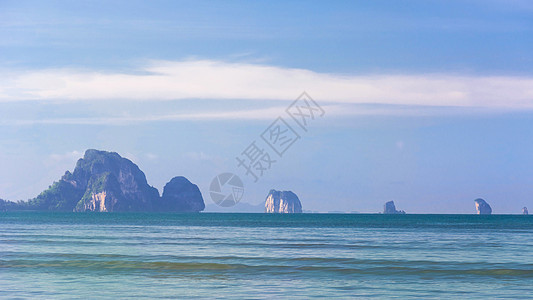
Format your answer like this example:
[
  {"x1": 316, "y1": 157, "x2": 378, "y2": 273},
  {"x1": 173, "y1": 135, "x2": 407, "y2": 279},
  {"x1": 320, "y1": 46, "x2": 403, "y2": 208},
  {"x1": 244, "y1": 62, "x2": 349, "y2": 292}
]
[
  {"x1": 264, "y1": 190, "x2": 302, "y2": 213},
  {"x1": 474, "y1": 198, "x2": 492, "y2": 215},
  {"x1": 383, "y1": 200, "x2": 406, "y2": 214}
]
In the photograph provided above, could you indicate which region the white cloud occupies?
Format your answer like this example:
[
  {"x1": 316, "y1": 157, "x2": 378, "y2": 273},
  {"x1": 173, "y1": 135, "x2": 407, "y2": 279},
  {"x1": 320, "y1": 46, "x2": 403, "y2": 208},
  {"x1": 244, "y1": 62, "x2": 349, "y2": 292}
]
[
  {"x1": 0, "y1": 103, "x2": 523, "y2": 126},
  {"x1": 0, "y1": 105, "x2": 290, "y2": 125},
  {"x1": 1, "y1": 59, "x2": 533, "y2": 110}
]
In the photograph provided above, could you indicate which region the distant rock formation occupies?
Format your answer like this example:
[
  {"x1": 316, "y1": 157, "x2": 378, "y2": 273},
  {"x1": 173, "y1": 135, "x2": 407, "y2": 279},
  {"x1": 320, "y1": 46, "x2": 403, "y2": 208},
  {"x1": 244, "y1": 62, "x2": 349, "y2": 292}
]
[
  {"x1": 156, "y1": 176, "x2": 205, "y2": 212},
  {"x1": 474, "y1": 198, "x2": 492, "y2": 215},
  {"x1": 71, "y1": 150, "x2": 160, "y2": 212},
  {"x1": 2, "y1": 149, "x2": 204, "y2": 212},
  {"x1": 265, "y1": 190, "x2": 302, "y2": 213},
  {"x1": 383, "y1": 201, "x2": 405, "y2": 214},
  {"x1": 523, "y1": 207, "x2": 529, "y2": 215}
]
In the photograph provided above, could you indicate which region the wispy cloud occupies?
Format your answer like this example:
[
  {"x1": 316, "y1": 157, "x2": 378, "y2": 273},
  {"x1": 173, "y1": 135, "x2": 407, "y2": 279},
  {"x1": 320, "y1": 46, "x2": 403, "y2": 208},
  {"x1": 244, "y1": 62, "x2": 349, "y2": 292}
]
[
  {"x1": 0, "y1": 103, "x2": 516, "y2": 126},
  {"x1": 0, "y1": 105, "x2": 294, "y2": 125},
  {"x1": 1, "y1": 59, "x2": 532, "y2": 109}
]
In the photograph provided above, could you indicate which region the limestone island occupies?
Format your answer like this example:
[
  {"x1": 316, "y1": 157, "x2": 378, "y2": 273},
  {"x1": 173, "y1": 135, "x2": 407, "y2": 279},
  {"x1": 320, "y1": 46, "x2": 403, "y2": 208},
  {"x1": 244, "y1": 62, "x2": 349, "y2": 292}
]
[
  {"x1": 265, "y1": 190, "x2": 302, "y2": 213},
  {"x1": 0, "y1": 149, "x2": 205, "y2": 212},
  {"x1": 383, "y1": 201, "x2": 405, "y2": 214},
  {"x1": 474, "y1": 198, "x2": 492, "y2": 215}
]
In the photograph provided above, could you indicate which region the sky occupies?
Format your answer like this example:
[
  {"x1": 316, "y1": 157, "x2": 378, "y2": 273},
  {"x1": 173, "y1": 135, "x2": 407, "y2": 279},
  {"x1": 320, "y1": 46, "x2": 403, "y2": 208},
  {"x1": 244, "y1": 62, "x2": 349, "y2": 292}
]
[{"x1": 1, "y1": 0, "x2": 533, "y2": 213}]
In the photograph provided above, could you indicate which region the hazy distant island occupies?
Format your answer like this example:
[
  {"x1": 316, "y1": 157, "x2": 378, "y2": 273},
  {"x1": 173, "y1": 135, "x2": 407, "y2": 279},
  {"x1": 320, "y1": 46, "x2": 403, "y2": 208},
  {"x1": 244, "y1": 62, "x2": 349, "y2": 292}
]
[
  {"x1": 0, "y1": 149, "x2": 205, "y2": 212},
  {"x1": 474, "y1": 198, "x2": 492, "y2": 215},
  {"x1": 383, "y1": 201, "x2": 405, "y2": 214}
]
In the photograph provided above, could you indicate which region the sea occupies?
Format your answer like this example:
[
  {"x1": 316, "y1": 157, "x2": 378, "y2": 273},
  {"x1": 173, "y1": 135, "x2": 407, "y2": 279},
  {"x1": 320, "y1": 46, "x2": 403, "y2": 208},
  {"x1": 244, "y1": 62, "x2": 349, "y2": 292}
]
[{"x1": 0, "y1": 212, "x2": 532, "y2": 299}]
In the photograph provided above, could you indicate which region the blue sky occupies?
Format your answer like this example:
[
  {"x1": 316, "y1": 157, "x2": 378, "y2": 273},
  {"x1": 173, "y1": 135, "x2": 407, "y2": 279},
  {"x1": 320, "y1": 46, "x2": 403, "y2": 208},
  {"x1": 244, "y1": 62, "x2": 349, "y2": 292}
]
[{"x1": 1, "y1": 0, "x2": 533, "y2": 213}]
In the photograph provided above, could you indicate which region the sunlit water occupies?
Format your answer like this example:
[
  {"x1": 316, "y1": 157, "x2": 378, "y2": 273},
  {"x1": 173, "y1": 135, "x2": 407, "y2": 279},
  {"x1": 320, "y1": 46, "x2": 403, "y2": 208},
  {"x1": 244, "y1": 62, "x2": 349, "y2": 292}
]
[{"x1": 1, "y1": 213, "x2": 532, "y2": 299}]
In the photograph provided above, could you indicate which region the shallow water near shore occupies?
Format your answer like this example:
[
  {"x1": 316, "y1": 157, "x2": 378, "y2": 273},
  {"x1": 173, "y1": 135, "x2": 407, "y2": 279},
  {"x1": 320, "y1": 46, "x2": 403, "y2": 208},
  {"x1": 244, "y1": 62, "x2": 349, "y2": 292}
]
[{"x1": 1, "y1": 212, "x2": 532, "y2": 299}]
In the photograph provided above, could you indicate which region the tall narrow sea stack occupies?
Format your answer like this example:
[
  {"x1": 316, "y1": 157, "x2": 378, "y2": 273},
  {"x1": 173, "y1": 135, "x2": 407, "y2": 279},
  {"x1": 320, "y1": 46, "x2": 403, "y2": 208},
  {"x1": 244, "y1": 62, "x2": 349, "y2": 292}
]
[{"x1": 265, "y1": 190, "x2": 302, "y2": 213}]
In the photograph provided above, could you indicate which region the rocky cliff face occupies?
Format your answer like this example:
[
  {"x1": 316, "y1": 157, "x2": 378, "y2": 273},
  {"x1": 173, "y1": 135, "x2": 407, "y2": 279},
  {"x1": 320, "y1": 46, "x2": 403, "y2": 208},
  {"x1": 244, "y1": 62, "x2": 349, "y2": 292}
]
[
  {"x1": 474, "y1": 198, "x2": 492, "y2": 215},
  {"x1": 156, "y1": 176, "x2": 205, "y2": 212},
  {"x1": 264, "y1": 190, "x2": 302, "y2": 213},
  {"x1": 22, "y1": 149, "x2": 204, "y2": 212},
  {"x1": 523, "y1": 207, "x2": 529, "y2": 215},
  {"x1": 383, "y1": 201, "x2": 405, "y2": 214},
  {"x1": 68, "y1": 150, "x2": 159, "y2": 212}
]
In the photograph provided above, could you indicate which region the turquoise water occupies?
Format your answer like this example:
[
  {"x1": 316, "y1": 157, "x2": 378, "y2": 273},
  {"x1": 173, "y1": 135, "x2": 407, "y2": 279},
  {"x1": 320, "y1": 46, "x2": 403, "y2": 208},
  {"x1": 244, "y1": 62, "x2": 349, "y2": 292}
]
[{"x1": 1, "y1": 213, "x2": 532, "y2": 299}]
